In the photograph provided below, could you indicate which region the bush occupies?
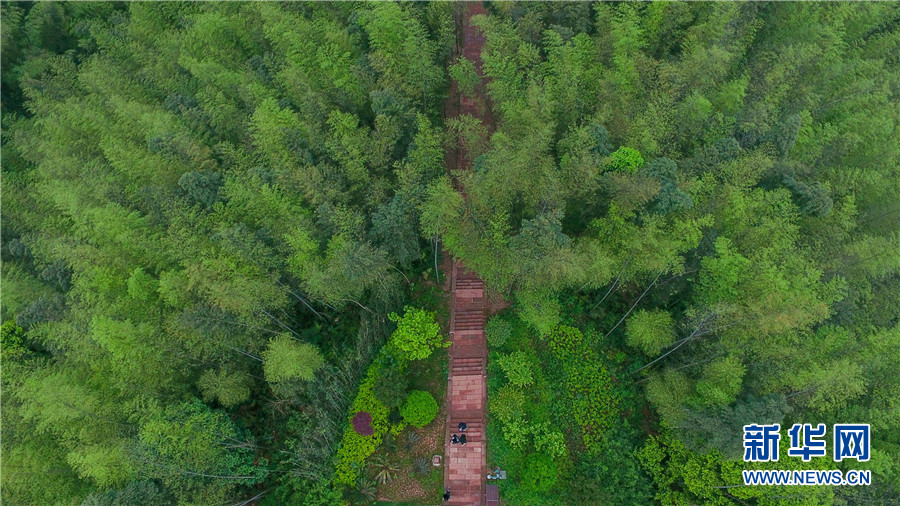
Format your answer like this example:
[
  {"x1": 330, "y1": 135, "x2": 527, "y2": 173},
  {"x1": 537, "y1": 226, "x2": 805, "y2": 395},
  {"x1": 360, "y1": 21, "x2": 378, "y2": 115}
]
[
  {"x1": 388, "y1": 306, "x2": 447, "y2": 361},
  {"x1": 565, "y1": 353, "x2": 618, "y2": 454},
  {"x1": 334, "y1": 361, "x2": 390, "y2": 486},
  {"x1": 486, "y1": 316, "x2": 512, "y2": 348},
  {"x1": 488, "y1": 384, "x2": 525, "y2": 424},
  {"x1": 497, "y1": 351, "x2": 535, "y2": 387},
  {"x1": 373, "y1": 365, "x2": 409, "y2": 409},
  {"x1": 351, "y1": 412, "x2": 374, "y2": 436},
  {"x1": 546, "y1": 325, "x2": 584, "y2": 356},
  {"x1": 523, "y1": 453, "x2": 559, "y2": 492},
  {"x1": 399, "y1": 390, "x2": 438, "y2": 428}
]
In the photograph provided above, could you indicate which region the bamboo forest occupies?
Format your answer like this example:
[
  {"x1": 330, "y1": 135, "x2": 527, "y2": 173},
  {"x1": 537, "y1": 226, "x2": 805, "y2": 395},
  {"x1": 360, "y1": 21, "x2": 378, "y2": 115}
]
[{"x1": 2, "y1": 2, "x2": 899, "y2": 505}]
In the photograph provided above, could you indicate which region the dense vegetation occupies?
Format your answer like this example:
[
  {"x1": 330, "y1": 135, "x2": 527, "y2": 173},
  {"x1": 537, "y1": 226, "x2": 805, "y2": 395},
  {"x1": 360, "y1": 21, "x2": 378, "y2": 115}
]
[
  {"x1": 2, "y1": 2, "x2": 454, "y2": 504},
  {"x1": 442, "y1": 3, "x2": 899, "y2": 504},
  {"x1": 3, "y1": 2, "x2": 899, "y2": 505}
]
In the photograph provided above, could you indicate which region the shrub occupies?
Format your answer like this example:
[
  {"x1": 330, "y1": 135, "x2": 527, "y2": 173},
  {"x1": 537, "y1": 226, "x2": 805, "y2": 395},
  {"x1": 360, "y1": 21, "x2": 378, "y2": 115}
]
[
  {"x1": 373, "y1": 365, "x2": 409, "y2": 409},
  {"x1": 565, "y1": 354, "x2": 618, "y2": 454},
  {"x1": 646, "y1": 370, "x2": 691, "y2": 428},
  {"x1": 625, "y1": 309, "x2": 676, "y2": 356},
  {"x1": 388, "y1": 306, "x2": 447, "y2": 361},
  {"x1": 399, "y1": 390, "x2": 438, "y2": 428},
  {"x1": 413, "y1": 457, "x2": 430, "y2": 475},
  {"x1": 523, "y1": 454, "x2": 559, "y2": 492},
  {"x1": 488, "y1": 384, "x2": 525, "y2": 424},
  {"x1": 486, "y1": 316, "x2": 511, "y2": 348},
  {"x1": 497, "y1": 351, "x2": 535, "y2": 387},
  {"x1": 531, "y1": 422, "x2": 567, "y2": 459},
  {"x1": 351, "y1": 412, "x2": 374, "y2": 436},
  {"x1": 486, "y1": 317, "x2": 512, "y2": 347},
  {"x1": 334, "y1": 361, "x2": 390, "y2": 486},
  {"x1": 546, "y1": 325, "x2": 584, "y2": 356}
]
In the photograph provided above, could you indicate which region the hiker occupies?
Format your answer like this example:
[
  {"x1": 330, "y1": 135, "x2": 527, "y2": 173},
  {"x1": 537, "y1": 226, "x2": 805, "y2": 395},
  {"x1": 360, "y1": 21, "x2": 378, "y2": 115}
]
[
  {"x1": 451, "y1": 434, "x2": 459, "y2": 444},
  {"x1": 458, "y1": 421, "x2": 468, "y2": 432},
  {"x1": 460, "y1": 434, "x2": 467, "y2": 446},
  {"x1": 443, "y1": 489, "x2": 451, "y2": 501}
]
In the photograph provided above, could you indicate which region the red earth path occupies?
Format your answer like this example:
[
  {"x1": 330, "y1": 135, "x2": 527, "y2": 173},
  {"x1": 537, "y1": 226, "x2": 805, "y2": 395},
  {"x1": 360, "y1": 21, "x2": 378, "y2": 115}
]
[{"x1": 442, "y1": 3, "x2": 495, "y2": 505}]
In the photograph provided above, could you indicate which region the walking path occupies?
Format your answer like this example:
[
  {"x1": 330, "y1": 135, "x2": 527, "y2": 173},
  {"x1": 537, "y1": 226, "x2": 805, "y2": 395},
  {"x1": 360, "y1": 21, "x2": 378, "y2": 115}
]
[{"x1": 443, "y1": 3, "x2": 492, "y2": 505}]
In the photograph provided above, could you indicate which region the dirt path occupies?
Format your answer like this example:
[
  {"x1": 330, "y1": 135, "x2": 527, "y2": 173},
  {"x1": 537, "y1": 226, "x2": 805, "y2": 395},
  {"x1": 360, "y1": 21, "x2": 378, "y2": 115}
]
[{"x1": 442, "y1": 3, "x2": 494, "y2": 505}]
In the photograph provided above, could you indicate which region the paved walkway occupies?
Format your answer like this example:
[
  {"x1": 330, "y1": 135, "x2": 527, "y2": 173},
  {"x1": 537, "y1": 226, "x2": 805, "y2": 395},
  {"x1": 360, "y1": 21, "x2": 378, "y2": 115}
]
[
  {"x1": 444, "y1": 262, "x2": 487, "y2": 505},
  {"x1": 443, "y1": 4, "x2": 491, "y2": 505}
]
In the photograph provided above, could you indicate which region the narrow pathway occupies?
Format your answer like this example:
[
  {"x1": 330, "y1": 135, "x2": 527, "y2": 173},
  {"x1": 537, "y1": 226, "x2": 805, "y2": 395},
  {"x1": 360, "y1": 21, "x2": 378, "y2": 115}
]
[
  {"x1": 443, "y1": 3, "x2": 492, "y2": 505},
  {"x1": 444, "y1": 262, "x2": 487, "y2": 505}
]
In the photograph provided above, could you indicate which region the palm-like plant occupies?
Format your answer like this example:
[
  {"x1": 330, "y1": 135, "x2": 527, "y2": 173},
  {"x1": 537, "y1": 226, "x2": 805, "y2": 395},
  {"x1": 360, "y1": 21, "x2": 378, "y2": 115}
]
[
  {"x1": 405, "y1": 430, "x2": 421, "y2": 451},
  {"x1": 413, "y1": 457, "x2": 430, "y2": 475},
  {"x1": 355, "y1": 475, "x2": 377, "y2": 503},
  {"x1": 371, "y1": 455, "x2": 400, "y2": 485}
]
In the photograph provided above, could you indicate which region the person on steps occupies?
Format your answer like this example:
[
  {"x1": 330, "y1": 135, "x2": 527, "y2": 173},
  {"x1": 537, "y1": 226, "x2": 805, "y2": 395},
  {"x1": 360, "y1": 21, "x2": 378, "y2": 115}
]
[
  {"x1": 460, "y1": 434, "x2": 467, "y2": 446},
  {"x1": 443, "y1": 489, "x2": 451, "y2": 501},
  {"x1": 458, "y1": 421, "x2": 468, "y2": 432},
  {"x1": 451, "y1": 434, "x2": 459, "y2": 444}
]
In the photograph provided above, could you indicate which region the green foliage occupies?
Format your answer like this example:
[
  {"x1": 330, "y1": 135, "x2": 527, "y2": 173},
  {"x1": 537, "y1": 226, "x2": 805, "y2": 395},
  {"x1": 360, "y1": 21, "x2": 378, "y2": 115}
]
[
  {"x1": 606, "y1": 146, "x2": 645, "y2": 173},
  {"x1": 139, "y1": 399, "x2": 263, "y2": 502},
  {"x1": 497, "y1": 351, "x2": 535, "y2": 387},
  {"x1": 399, "y1": 390, "x2": 438, "y2": 428},
  {"x1": 4, "y1": 2, "x2": 900, "y2": 503},
  {"x1": 522, "y1": 453, "x2": 560, "y2": 492},
  {"x1": 625, "y1": 309, "x2": 675, "y2": 355},
  {"x1": 334, "y1": 358, "x2": 390, "y2": 486},
  {"x1": 564, "y1": 351, "x2": 618, "y2": 454},
  {"x1": 126, "y1": 268, "x2": 158, "y2": 301},
  {"x1": 488, "y1": 384, "x2": 525, "y2": 424},
  {"x1": 262, "y1": 334, "x2": 325, "y2": 384},
  {"x1": 486, "y1": 315, "x2": 512, "y2": 347},
  {"x1": 694, "y1": 355, "x2": 746, "y2": 407},
  {"x1": 638, "y1": 433, "x2": 834, "y2": 504},
  {"x1": 545, "y1": 324, "x2": 584, "y2": 356},
  {"x1": 387, "y1": 306, "x2": 446, "y2": 361},
  {"x1": 449, "y1": 57, "x2": 481, "y2": 97},
  {"x1": 197, "y1": 368, "x2": 251, "y2": 408},
  {"x1": 0, "y1": 320, "x2": 27, "y2": 360},
  {"x1": 373, "y1": 364, "x2": 409, "y2": 409}
]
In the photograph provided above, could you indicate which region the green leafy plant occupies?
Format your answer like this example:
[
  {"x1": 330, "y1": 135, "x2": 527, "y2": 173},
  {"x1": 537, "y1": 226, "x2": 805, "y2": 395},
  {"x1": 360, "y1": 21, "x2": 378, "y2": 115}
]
[
  {"x1": 405, "y1": 430, "x2": 421, "y2": 451},
  {"x1": 497, "y1": 351, "x2": 535, "y2": 387},
  {"x1": 488, "y1": 384, "x2": 525, "y2": 424},
  {"x1": 370, "y1": 455, "x2": 399, "y2": 485},
  {"x1": 399, "y1": 390, "x2": 438, "y2": 428},
  {"x1": 449, "y1": 56, "x2": 481, "y2": 97},
  {"x1": 388, "y1": 306, "x2": 447, "y2": 361},
  {"x1": 486, "y1": 316, "x2": 512, "y2": 348},
  {"x1": 354, "y1": 475, "x2": 378, "y2": 503},
  {"x1": 523, "y1": 453, "x2": 560, "y2": 492},
  {"x1": 334, "y1": 359, "x2": 391, "y2": 486},
  {"x1": 545, "y1": 325, "x2": 584, "y2": 356},
  {"x1": 413, "y1": 457, "x2": 430, "y2": 475}
]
